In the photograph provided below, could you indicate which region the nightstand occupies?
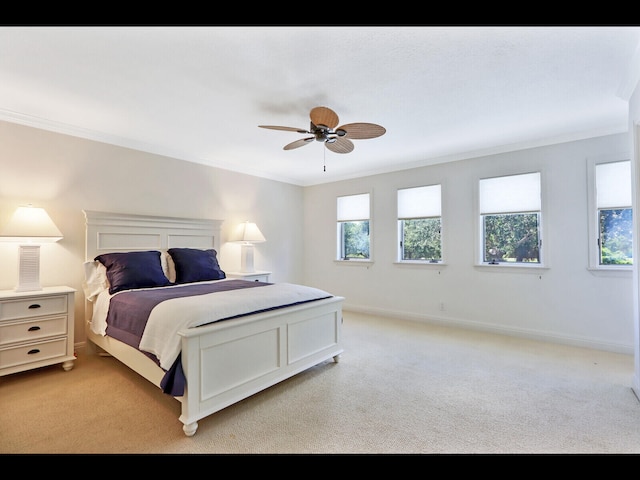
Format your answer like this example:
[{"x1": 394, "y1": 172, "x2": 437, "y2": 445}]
[
  {"x1": 0, "y1": 286, "x2": 76, "y2": 377},
  {"x1": 226, "y1": 271, "x2": 271, "y2": 282}
]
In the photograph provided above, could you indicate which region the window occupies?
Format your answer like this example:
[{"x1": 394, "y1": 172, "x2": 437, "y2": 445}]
[
  {"x1": 337, "y1": 193, "x2": 370, "y2": 260},
  {"x1": 479, "y1": 172, "x2": 542, "y2": 265},
  {"x1": 589, "y1": 159, "x2": 632, "y2": 268},
  {"x1": 397, "y1": 184, "x2": 442, "y2": 262}
]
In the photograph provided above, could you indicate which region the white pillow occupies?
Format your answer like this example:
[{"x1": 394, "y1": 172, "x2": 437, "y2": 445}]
[
  {"x1": 83, "y1": 260, "x2": 109, "y2": 302},
  {"x1": 164, "y1": 251, "x2": 177, "y2": 283}
]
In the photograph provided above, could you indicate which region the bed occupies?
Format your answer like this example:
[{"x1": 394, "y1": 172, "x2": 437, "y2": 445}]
[{"x1": 82, "y1": 210, "x2": 344, "y2": 436}]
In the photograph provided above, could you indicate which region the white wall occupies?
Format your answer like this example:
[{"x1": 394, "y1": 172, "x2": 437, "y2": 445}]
[
  {"x1": 303, "y1": 133, "x2": 634, "y2": 353},
  {"x1": 0, "y1": 121, "x2": 305, "y2": 345}
]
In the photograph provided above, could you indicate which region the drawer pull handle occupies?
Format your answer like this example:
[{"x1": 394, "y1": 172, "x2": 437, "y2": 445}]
[
  {"x1": 27, "y1": 349, "x2": 40, "y2": 355},
  {"x1": 28, "y1": 326, "x2": 41, "y2": 331},
  {"x1": 28, "y1": 304, "x2": 41, "y2": 309}
]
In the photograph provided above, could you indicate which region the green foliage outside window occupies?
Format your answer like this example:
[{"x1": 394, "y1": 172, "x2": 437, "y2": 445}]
[
  {"x1": 599, "y1": 208, "x2": 633, "y2": 265},
  {"x1": 483, "y1": 213, "x2": 540, "y2": 263},
  {"x1": 341, "y1": 221, "x2": 369, "y2": 259},
  {"x1": 401, "y1": 218, "x2": 441, "y2": 261}
]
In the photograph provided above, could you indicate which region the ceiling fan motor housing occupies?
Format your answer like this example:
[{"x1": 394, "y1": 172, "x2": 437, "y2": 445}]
[
  {"x1": 313, "y1": 125, "x2": 339, "y2": 143},
  {"x1": 312, "y1": 124, "x2": 348, "y2": 144}
]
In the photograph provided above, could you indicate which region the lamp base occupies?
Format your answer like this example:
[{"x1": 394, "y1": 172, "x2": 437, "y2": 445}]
[
  {"x1": 15, "y1": 245, "x2": 43, "y2": 292},
  {"x1": 239, "y1": 243, "x2": 256, "y2": 273}
]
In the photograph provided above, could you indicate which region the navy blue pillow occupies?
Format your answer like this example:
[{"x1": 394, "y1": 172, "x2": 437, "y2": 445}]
[
  {"x1": 95, "y1": 250, "x2": 171, "y2": 294},
  {"x1": 168, "y1": 248, "x2": 226, "y2": 284}
]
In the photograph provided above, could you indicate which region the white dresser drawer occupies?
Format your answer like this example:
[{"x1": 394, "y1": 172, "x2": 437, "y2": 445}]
[
  {"x1": 0, "y1": 337, "x2": 67, "y2": 370},
  {"x1": 0, "y1": 315, "x2": 68, "y2": 346},
  {"x1": 0, "y1": 295, "x2": 68, "y2": 321}
]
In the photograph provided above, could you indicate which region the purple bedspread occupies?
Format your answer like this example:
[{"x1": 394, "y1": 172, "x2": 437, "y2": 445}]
[{"x1": 105, "y1": 280, "x2": 270, "y2": 395}]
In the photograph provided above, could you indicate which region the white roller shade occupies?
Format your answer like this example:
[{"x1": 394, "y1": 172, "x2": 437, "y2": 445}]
[
  {"x1": 596, "y1": 161, "x2": 631, "y2": 208},
  {"x1": 337, "y1": 193, "x2": 370, "y2": 221},
  {"x1": 479, "y1": 172, "x2": 541, "y2": 214},
  {"x1": 398, "y1": 185, "x2": 441, "y2": 219}
]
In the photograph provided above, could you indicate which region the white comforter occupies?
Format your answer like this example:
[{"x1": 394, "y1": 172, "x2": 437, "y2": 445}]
[{"x1": 91, "y1": 280, "x2": 332, "y2": 370}]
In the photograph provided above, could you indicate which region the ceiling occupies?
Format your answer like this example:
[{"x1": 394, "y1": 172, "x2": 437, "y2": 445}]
[{"x1": 2, "y1": 26, "x2": 640, "y2": 187}]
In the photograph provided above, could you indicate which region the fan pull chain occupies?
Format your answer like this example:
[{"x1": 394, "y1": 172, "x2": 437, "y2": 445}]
[{"x1": 323, "y1": 147, "x2": 326, "y2": 172}]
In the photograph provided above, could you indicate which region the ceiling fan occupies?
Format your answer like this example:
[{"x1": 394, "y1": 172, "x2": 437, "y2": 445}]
[{"x1": 259, "y1": 106, "x2": 386, "y2": 154}]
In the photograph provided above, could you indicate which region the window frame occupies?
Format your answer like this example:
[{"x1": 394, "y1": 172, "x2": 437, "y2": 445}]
[
  {"x1": 586, "y1": 156, "x2": 633, "y2": 273},
  {"x1": 476, "y1": 170, "x2": 547, "y2": 270},
  {"x1": 336, "y1": 192, "x2": 373, "y2": 263},
  {"x1": 396, "y1": 184, "x2": 443, "y2": 264}
]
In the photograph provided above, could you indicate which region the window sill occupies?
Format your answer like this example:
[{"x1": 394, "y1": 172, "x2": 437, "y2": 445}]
[
  {"x1": 587, "y1": 267, "x2": 632, "y2": 278},
  {"x1": 334, "y1": 259, "x2": 374, "y2": 266},
  {"x1": 394, "y1": 261, "x2": 447, "y2": 269},
  {"x1": 474, "y1": 263, "x2": 549, "y2": 274}
]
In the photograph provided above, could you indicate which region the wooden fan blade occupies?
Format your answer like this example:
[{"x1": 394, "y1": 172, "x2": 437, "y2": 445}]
[
  {"x1": 326, "y1": 137, "x2": 354, "y2": 154},
  {"x1": 338, "y1": 123, "x2": 386, "y2": 139},
  {"x1": 259, "y1": 125, "x2": 309, "y2": 133},
  {"x1": 284, "y1": 137, "x2": 314, "y2": 150},
  {"x1": 310, "y1": 106, "x2": 339, "y2": 129}
]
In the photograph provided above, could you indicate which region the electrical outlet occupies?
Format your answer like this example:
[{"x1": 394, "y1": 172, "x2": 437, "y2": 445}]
[{"x1": 439, "y1": 301, "x2": 445, "y2": 311}]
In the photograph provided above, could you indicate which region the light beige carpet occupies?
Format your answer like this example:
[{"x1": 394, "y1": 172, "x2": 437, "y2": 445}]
[{"x1": 1, "y1": 311, "x2": 639, "y2": 454}]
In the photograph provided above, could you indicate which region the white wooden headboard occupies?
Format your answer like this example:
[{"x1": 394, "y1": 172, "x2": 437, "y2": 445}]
[{"x1": 83, "y1": 210, "x2": 223, "y2": 261}]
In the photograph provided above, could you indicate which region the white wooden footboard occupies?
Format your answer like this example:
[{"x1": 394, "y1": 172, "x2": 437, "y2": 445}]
[{"x1": 178, "y1": 295, "x2": 344, "y2": 436}]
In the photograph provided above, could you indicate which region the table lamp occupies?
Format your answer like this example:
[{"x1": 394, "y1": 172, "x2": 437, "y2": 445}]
[
  {"x1": 229, "y1": 221, "x2": 265, "y2": 273},
  {"x1": 0, "y1": 205, "x2": 63, "y2": 292}
]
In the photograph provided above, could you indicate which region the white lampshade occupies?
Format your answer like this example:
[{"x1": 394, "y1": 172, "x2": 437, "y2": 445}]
[
  {"x1": 0, "y1": 205, "x2": 63, "y2": 292},
  {"x1": 229, "y1": 221, "x2": 266, "y2": 244},
  {"x1": 229, "y1": 221, "x2": 265, "y2": 273},
  {"x1": 0, "y1": 205, "x2": 63, "y2": 242}
]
